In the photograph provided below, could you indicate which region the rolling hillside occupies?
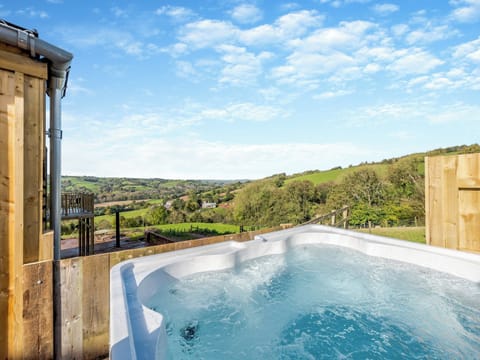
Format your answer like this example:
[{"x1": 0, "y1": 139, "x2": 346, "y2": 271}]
[{"x1": 283, "y1": 144, "x2": 479, "y2": 186}]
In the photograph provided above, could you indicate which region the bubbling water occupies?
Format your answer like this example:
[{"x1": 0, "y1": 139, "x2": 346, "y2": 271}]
[{"x1": 146, "y1": 245, "x2": 480, "y2": 359}]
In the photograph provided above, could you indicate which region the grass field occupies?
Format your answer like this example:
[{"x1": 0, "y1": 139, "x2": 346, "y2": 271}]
[
  {"x1": 95, "y1": 208, "x2": 149, "y2": 224},
  {"x1": 152, "y1": 222, "x2": 240, "y2": 234},
  {"x1": 285, "y1": 163, "x2": 390, "y2": 185},
  {"x1": 115, "y1": 222, "x2": 242, "y2": 241},
  {"x1": 354, "y1": 226, "x2": 426, "y2": 244}
]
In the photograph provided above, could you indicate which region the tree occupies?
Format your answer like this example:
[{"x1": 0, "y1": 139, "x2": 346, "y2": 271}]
[
  {"x1": 326, "y1": 169, "x2": 386, "y2": 227},
  {"x1": 233, "y1": 180, "x2": 281, "y2": 226},
  {"x1": 146, "y1": 205, "x2": 167, "y2": 225},
  {"x1": 345, "y1": 169, "x2": 386, "y2": 207},
  {"x1": 387, "y1": 158, "x2": 425, "y2": 222},
  {"x1": 284, "y1": 181, "x2": 315, "y2": 223}
]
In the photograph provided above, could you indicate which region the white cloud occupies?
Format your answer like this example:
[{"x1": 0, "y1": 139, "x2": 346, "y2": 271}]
[
  {"x1": 389, "y1": 131, "x2": 414, "y2": 140},
  {"x1": 363, "y1": 63, "x2": 382, "y2": 73},
  {"x1": 177, "y1": 10, "x2": 323, "y2": 51},
  {"x1": 356, "y1": 46, "x2": 397, "y2": 63},
  {"x1": 155, "y1": 5, "x2": 195, "y2": 22},
  {"x1": 230, "y1": 4, "x2": 262, "y2": 24},
  {"x1": 200, "y1": 102, "x2": 284, "y2": 122},
  {"x1": 272, "y1": 51, "x2": 356, "y2": 87},
  {"x1": 387, "y1": 49, "x2": 444, "y2": 75},
  {"x1": 68, "y1": 83, "x2": 94, "y2": 96},
  {"x1": 403, "y1": 68, "x2": 479, "y2": 91},
  {"x1": 111, "y1": 7, "x2": 127, "y2": 18},
  {"x1": 64, "y1": 136, "x2": 369, "y2": 179},
  {"x1": 427, "y1": 103, "x2": 480, "y2": 123},
  {"x1": 347, "y1": 102, "x2": 434, "y2": 127},
  {"x1": 453, "y1": 37, "x2": 480, "y2": 62},
  {"x1": 175, "y1": 61, "x2": 198, "y2": 79},
  {"x1": 405, "y1": 25, "x2": 457, "y2": 45},
  {"x1": 270, "y1": 20, "x2": 382, "y2": 87},
  {"x1": 319, "y1": 0, "x2": 372, "y2": 7},
  {"x1": 349, "y1": 101, "x2": 480, "y2": 128},
  {"x1": 61, "y1": 27, "x2": 159, "y2": 58},
  {"x1": 239, "y1": 10, "x2": 324, "y2": 46},
  {"x1": 391, "y1": 24, "x2": 409, "y2": 37},
  {"x1": 313, "y1": 89, "x2": 353, "y2": 99},
  {"x1": 450, "y1": 0, "x2": 480, "y2": 23},
  {"x1": 289, "y1": 20, "x2": 376, "y2": 52},
  {"x1": 372, "y1": 3, "x2": 399, "y2": 16},
  {"x1": 216, "y1": 45, "x2": 273, "y2": 86},
  {"x1": 179, "y1": 20, "x2": 237, "y2": 49},
  {"x1": 281, "y1": 3, "x2": 301, "y2": 11},
  {"x1": 16, "y1": 7, "x2": 48, "y2": 18}
]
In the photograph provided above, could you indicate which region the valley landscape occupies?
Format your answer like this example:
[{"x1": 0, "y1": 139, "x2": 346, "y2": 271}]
[{"x1": 61, "y1": 144, "x2": 479, "y2": 244}]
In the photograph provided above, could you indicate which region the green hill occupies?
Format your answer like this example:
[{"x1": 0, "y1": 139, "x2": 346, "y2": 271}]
[{"x1": 283, "y1": 144, "x2": 479, "y2": 186}]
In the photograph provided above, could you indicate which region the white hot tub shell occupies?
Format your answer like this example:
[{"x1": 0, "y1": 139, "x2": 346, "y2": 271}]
[{"x1": 110, "y1": 225, "x2": 480, "y2": 359}]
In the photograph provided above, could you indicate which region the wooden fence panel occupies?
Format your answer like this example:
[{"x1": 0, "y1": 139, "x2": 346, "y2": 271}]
[
  {"x1": 442, "y1": 156, "x2": 458, "y2": 249},
  {"x1": 425, "y1": 157, "x2": 442, "y2": 247},
  {"x1": 426, "y1": 153, "x2": 480, "y2": 252},
  {"x1": 82, "y1": 254, "x2": 110, "y2": 359},
  {"x1": 458, "y1": 190, "x2": 480, "y2": 251},
  {"x1": 59, "y1": 258, "x2": 83, "y2": 359},
  {"x1": 23, "y1": 260, "x2": 53, "y2": 358}
]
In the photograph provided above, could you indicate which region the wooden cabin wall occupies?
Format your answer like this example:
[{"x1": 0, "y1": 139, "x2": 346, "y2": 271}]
[
  {"x1": 425, "y1": 153, "x2": 480, "y2": 252},
  {"x1": 23, "y1": 73, "x2": 46, "y2": 264},
  {"x1": 0, "y1": 47, "x2": 48, "y2": 359}
]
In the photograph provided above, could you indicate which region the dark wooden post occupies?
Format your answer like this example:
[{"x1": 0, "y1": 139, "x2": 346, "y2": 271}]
[{"x1": 115, "y1": 211, "x2": 120, "y2": 248}]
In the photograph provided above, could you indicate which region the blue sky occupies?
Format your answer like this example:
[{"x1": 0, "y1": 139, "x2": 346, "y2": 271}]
[{"x1": 3, "y1": 1, "x2": 479, "y2": 179}]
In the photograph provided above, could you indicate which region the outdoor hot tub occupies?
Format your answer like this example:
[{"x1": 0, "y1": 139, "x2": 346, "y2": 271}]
[{"x1": 110, "y1": 225, "x2": 480, "y2": 359}]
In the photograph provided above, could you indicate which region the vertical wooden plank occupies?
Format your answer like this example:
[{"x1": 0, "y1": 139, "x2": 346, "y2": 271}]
[
  {"x1": 7, "y1": 71, "x2": 25, "y2": 359},
  {"x1": 425, "y1": 156, "x2": 444, "y2": 247},
  {"x1": 458, "y1": 189, "x2": 480, "y2": 251},
  {"x1": 23, "y1": 75, "x2": 45, "y2": 263},
  {"x1": 0, "y1": 68, "x2": 15, "y2": 359},
  {"x1": 59, "y1": 257, "x2": 83, "y2": 359},
  {"x1": 424, "y1": 157, "x2": 431, "y2": 245},
  {"x1": 22, "y1": 261, "x2": 53, "y2": 358},
  {"x1": 457, "y1": 153, "x2": 480, "y2": 188},
  {"x1": 457, "y1": 153, "x2": 480, "y2": 252},
  {"x1": 39, "y1": 230, "x2": 54, "y2": 261},
  {"x1": 82, "y1": 254, "x2": 110, "y2": 359},
  {"x1": 442, "y1": 156, "x2": 459, "y2": 249}
]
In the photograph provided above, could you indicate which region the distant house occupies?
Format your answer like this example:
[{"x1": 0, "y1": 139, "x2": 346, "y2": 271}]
[
  {"x1": 201, "y1": 202, "x2": 217, "y2": 209},
  {"x1": 164, "y1": 200, "x2": 173, "y2": 209}
]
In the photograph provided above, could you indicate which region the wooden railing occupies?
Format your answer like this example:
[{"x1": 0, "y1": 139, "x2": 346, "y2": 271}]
[
  {"x1": 303, "y1": 206, "x2": 350, "y2": 228},
  {"x1": 61, "y1": 192, "x2": 94, "y2": 219}
]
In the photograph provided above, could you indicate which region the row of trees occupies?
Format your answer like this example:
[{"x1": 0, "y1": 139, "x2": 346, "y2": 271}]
[
  {"x1": 94, "y1": 205, "x2": 234, "y2": 231},
  {"x1": 233, "y1": 157, "x2": 425, "y2": 228},
  {"x1": 92, "y1": 157, "x2": 425, "y2": 232}
]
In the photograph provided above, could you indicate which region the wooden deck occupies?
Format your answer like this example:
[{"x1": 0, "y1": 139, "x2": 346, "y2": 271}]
[
  {"x1": 61, "y1": 192, "x2": 94, "y2": 219},
  {"x1": 60, "y1": 193, "x2": 95, "y2": 256}
]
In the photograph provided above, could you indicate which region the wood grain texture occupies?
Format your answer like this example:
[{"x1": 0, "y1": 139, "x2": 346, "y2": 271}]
[
  {"x1": 23, "y1": 261, "x2": 53, "y2": 359},
  {"x1": 6, "y1": 71, "x2": 25, "y2": 359},
  {"x1": 59, "y1": 258, "x2": 83, "y2": 359},
  {"x1": 23, "y1": 75, "x2": 45, "y2": 263},
  {"x1": 0, "y1": 48, "x2": 48, "y2": 79},
  {"x1": 458, "y1": 190, "x2": 480, "y2": 251},
  {"x1": 82, "y1": 254, "x2": 110, "y2": 359},
  {"x1": 426, "y1": 153, "x2": 480, "y2": 252},
  {"x1": 441, "y1": 156, "x2": 458, "y2": 249}
]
